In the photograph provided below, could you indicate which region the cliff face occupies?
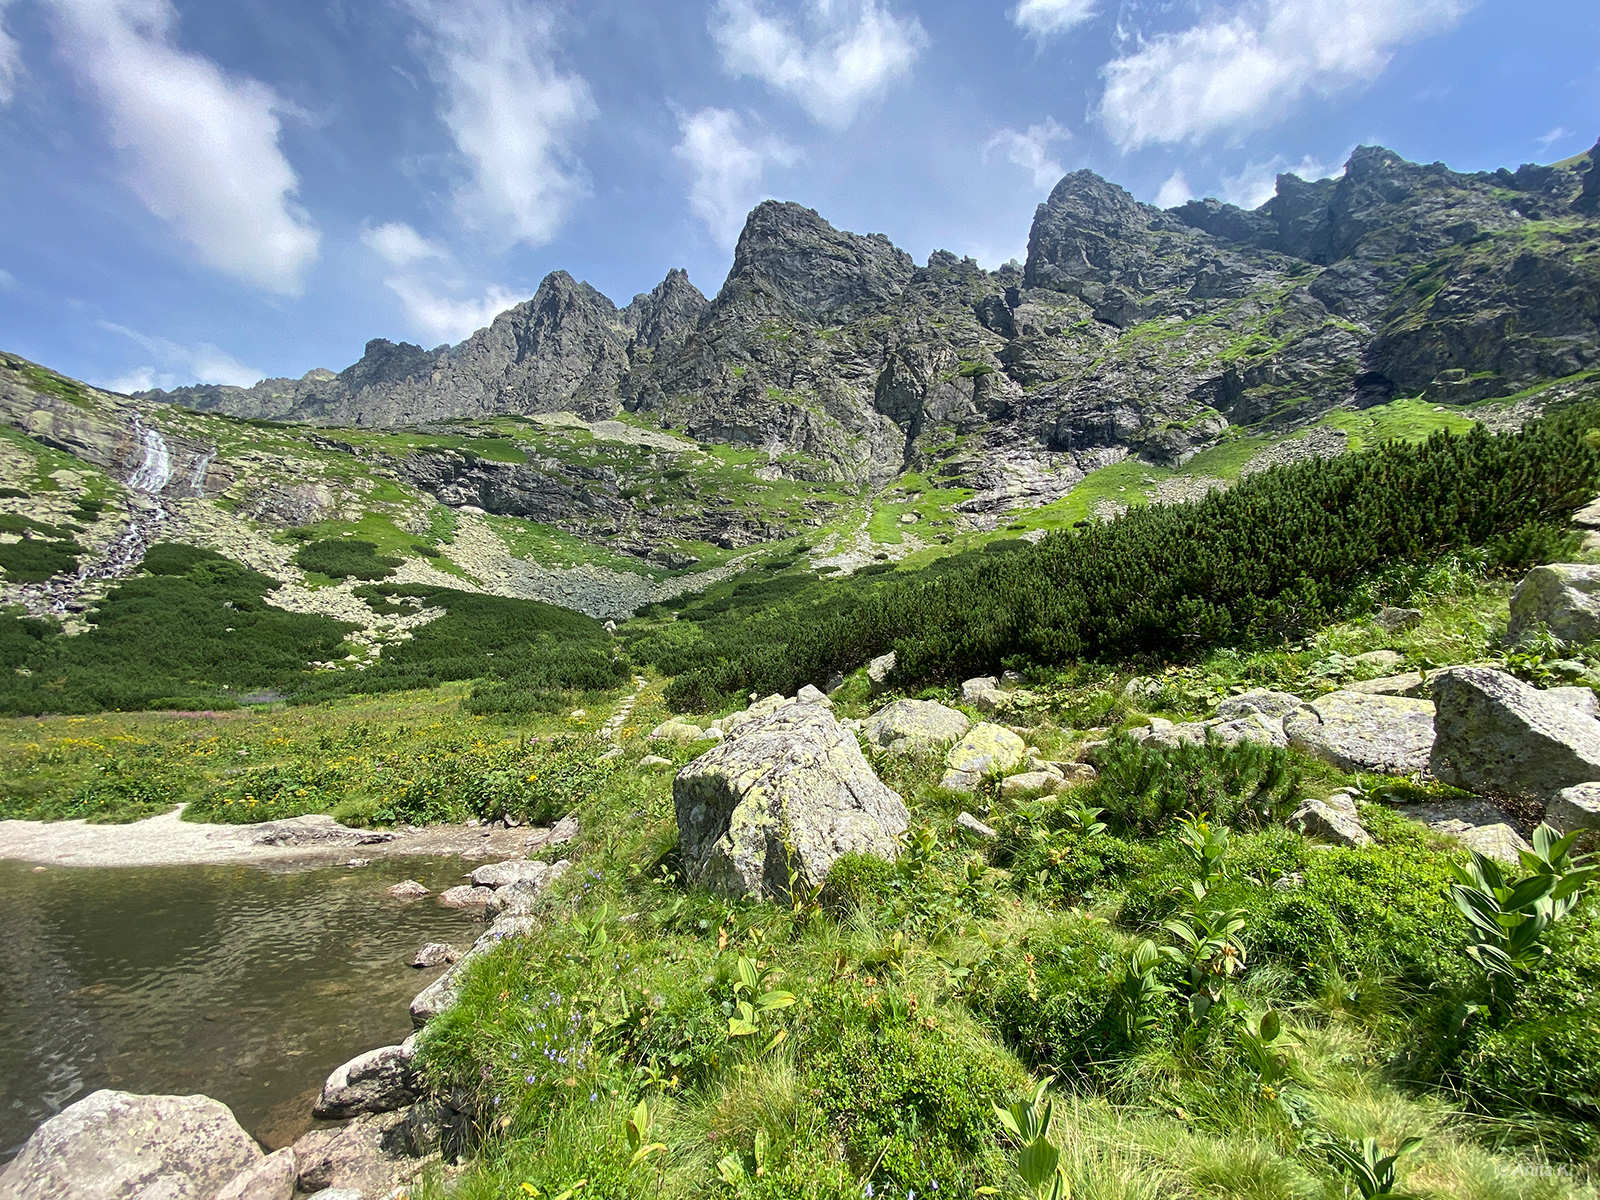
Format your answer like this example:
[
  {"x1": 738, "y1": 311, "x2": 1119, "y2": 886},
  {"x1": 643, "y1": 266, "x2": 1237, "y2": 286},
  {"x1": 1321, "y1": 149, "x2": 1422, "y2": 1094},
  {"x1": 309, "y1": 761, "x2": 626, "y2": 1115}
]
[{"x1": 145, "y1": 142, "x2": 1600, "y2": 495}]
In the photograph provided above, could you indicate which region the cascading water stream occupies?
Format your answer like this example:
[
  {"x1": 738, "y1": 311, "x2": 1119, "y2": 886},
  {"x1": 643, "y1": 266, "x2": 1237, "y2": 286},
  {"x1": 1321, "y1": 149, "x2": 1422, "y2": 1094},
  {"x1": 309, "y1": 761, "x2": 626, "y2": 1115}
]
[{"x1": 125, "y1": 419, "x2": 173, "y2": 495}]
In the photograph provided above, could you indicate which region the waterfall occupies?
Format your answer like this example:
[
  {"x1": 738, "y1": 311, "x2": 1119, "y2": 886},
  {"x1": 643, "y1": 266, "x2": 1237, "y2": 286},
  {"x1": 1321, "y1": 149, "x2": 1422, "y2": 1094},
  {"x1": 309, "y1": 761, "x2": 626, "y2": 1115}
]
[
  {"x1": 126, "y1": 419, "x2": 173, "y2": 495},
  {"x1": 189, "y1": 450, "x2": 216, "y2": 497}
]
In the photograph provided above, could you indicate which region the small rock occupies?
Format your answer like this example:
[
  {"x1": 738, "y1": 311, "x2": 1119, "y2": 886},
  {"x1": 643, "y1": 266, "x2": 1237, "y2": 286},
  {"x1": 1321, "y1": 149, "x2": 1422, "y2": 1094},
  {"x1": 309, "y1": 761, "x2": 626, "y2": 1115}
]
[
  {"x1": 1287, "y1": 799, "x2": 1374, "y2": 848},
  {"x1": 960, "y1": 676, "x2": 1004, "y2": 714},
  {"x1": 639, "y1": 754, "x2": 672, "y2": 768},
  {"x1": 569, "y1": 709, "x2": 588, "y2": 720},
  {"x1": 825, "y1": 671, "x2": 846, "y2": 695},
  {"x1": 313, "y1": 1042, "x2": 420, "y2": 1120},
  {"x1": 411, "y1": 942, "x2": 459, "y2": 969},
  {"x1": 436, "y1": 885, "x2": 494, "y2": 908},
  {"x1": 999, "y1": 771, "x2": 1059, "y2": 799},
  {"x1": 1343, "y1": 672, "x2": 1429, "y2": 698},
  {"x1": 1051, "y1": 761, "x2": 1098, "y2": 786},
  {"x1": 946, "y1": 723, "x2": 1028, "y2": 778},
  {"x1": 1354, "y1": 649, "x2": 1406, "y2": 672},
  {"x1": 1272, "y1": 872, "x2": 1305, "y2": 892},
  {"x1": 796, "y1": 684, "x2": 833, "y2": 707},
  {"x1": 217, "y1": 1148, "x2": 297, "y2": 1200},
  {"x1": 1397, "y1": 798, "x2": 1532, "y2": 864},
  {"x1": 939, "y1": 768, "x2": 982, "y2": 793},
  {"x1": 387, "y1": 880, "x2": 429, "y2": 898},
  {"x1": 1545, "y1": 782, "x2": 1600, "y2": 836},
  {"x1": 1000, "y1": 670, "x2": 1026, "y2": 690},
  {"x1": 955, "y1": 812, "x2": 998, "y2": 839},
  {"x1": 469, "y1": 859, "x2": 549, "y2": 889},
  {"x1": 866, "y1": 650, "x2": 898, "y2": 695},
  {"x1": 1215, "y1": 690, "x2": 1303, "y2": 722},
  {"x1": 292, "y1": 1112, "x2": 409, "y2": 1197},
  {"x1": 548, "y1": 814, "x2": 580, "y2": 844},
  {"x1": 650, "y1": 720, "x2": 707, "y2": 742},
  {"x1": 410, "y1": 969, "x2": 460, "y2": 1027},
  {"x1": 1374, "y1": 607, "x2": 1424, "y2": 633},
  {"x1": 1508, "y1": 563, "x2": 1600, "y2": 644}
]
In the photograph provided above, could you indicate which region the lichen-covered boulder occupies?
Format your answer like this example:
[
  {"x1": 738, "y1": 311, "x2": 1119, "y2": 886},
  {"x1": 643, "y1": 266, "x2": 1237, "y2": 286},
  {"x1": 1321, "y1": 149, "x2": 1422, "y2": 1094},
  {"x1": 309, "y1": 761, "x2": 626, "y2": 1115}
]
[
  {"x1": 1507, "y1": 563, "x2": 1600, "y2": 644},
  {"x1": 1396, "y1": 798, "x2": 1532, "y2": 864},
  {"x1": 1287, "y1": 798, "x2": 1373, "y2": 847},
  {"x1": 1284, "y1": 691, "x2": 1436, "y2": 775},
  {"x1": 1547, "y1": 782, "x2": 1600, "y2": 835},
  {"x1": 674, "y1": 701, "x2": 908, "y2": 900},
  {"x1": 862, "y1": 698, "x2": 971, "y2": 755},
  {"x1": 0, "y1": 1090, "x2": 262, "y2": 1200},
  {"x1": 1430, "y1": 666, "x2": 1600, "y2": 798},
  {"x1": 866, "y1": 651, "x2": 897, "y2": 695},
  {"x1": 939, "y1": 722, "x2": 1028, "y2": 790}
]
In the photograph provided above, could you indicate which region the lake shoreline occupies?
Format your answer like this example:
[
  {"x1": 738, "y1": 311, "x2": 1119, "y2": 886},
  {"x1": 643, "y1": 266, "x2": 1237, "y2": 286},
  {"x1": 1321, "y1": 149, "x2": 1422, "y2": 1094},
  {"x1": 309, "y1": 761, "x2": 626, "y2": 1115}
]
[{"x1": 0, "y1": 805, "x2": 547, "y2": 869}]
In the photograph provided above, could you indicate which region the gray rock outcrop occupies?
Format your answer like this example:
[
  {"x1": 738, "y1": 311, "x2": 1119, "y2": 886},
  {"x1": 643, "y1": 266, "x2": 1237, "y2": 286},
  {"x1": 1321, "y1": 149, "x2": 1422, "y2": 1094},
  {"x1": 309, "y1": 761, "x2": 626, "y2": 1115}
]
[
  {"x1": 1284, "y1": 691, "x2": 1437, "y2": 775},
  {"x1": 1215, "y1": 690, "x2": 1304, "y2": 721},
  {"x1": 940, "y1": 723, "x2": 1028, "y2": 791},
  {"x1": 862, "y1": 698, "x2": 971, "y2": 754},
  {"x1": 674, "y1": 700, "x2": 908, "y2": 900},
  {"x1": 1547, "y1": 782, "x2": 1600, "y2": 836},
  {"x1": 1397, "y1": 798, "x2": 1532, "y2": 863},
  {"x1": 1430, "y1": 666, "x2": 1600, "y2": 798},
  {"x1": 0, "y1": 1090, "x2": 263, "y2": 1200},
  {"x1": 1508, "y1": 564, "x2": 1600, "y2": 644},
  {"x1": 866, "y1": 652, "x2": 898, "y2": 695}
]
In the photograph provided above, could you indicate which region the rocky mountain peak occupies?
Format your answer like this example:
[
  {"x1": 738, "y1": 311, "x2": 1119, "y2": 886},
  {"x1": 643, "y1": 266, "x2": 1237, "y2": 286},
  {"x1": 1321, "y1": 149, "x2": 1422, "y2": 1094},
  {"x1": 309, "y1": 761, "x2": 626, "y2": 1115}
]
[
  {"x1": 722, "y1": 200, "x2": 914, "y2": 323},
  {"x1": 1025, "y1": 168, "x2": 1197, "y2": 302},
  {"x1": 623, "y1": 268, "x2": 709, "y2": 353}
]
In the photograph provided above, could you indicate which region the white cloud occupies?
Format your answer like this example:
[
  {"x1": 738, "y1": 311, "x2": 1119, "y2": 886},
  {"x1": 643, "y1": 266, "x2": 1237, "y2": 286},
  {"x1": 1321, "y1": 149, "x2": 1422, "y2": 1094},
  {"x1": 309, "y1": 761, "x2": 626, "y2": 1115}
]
[
  {"x1": 382, "y1": 278, "x2": 519, "y2": 345},
  {"x1": 407, "y1": 0, "x2": 595, "y2": 248},
  {"x1": 1537, "y1": 126, "x2": 1572, "y2": 150},
  {"x1": 1012, "y1": 0, "x2": 1096, "y2": 40},
  {"x1": 361, "y1": 220, "x2": 518, "y2": 344},
  {"x1": 0, "y1": 267, "x2": 16, "y2": 290},
  {"x1": 675, "y1": 107, "x2": 798, "y2": 248},
  {"x1": 1218, "y1": 153, "x2": 1338, "y2": 209},
  {"x1": 1100, "y1": 0, "x2": 1468, "y2": 150},
  {"x1": 986, "y1": 117, "x2": 1070, "y2": 191},
  {"x1": 46, "y1": 0, "x2": 320, "y2": 294},
  {"x1": 96, "y1": 320, "x2": 262, "y2": 391},
  {"x1": 1154, "y1": 169, "x2": 1191, "y2": 208},
  {"x1": 712, "y1": 0, "x2": 927, "y2": 129},
  {"x1": 0, "y1": 0, "x2": 21, "y2": 104},
  {"x1": 362, "y1": 220, "x2": 446, "y2": 269}
]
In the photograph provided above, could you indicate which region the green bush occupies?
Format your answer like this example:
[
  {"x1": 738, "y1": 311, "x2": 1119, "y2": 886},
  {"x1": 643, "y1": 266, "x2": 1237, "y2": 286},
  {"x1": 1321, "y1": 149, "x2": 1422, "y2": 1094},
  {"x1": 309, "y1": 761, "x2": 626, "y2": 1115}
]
[
  {"x1": 373, "y1": 736, "x2": 614, "y2": 825},
  {"x1": 971, "y1": 915, "x2": 1130, "y2": 1079},
  {"x1": 1078, "y1": 736, "x2": 1303, "y2": 835},
  {"x1": 822, "y1": 850, "x2": 900, "y2": 912},
  {"x1": 0, "y1": 544, "x2": 353, "y2": 715},
  {"x1": 803, "y1": 984, "x2": 1016, "y2": 1194},
  {"x1": 293, "y1": 537, "x2": 400, "y2": 580}
]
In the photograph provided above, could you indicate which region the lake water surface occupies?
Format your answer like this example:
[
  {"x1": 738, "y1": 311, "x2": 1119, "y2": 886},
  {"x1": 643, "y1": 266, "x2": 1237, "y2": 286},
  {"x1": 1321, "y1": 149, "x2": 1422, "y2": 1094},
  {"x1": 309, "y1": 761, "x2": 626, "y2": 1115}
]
[{"x1": 0, "y1": 855, "x2": 484, "y2": 1160}]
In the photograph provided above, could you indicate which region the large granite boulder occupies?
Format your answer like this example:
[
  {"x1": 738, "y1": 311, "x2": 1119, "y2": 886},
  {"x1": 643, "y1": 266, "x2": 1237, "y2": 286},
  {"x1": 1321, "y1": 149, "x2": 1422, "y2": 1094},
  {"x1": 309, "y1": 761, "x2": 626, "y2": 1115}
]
[
  {"x1": 0, "y1": 1090, "x2": 263, "y2": 1200},
  {"x1": 1507, "y1": 563, "x2": 1600, "y2": 644},
  {"x1": 1430, "y1": 666, "x2": 1600, "y2": 798},
  {"x1": 862, "y1": 698, "x2": 971, "y2": 755},
  {"x1": 313, "y1": 1040, "x2": 420, "y2": 1119},
  {"x1": 1284, "y1": 691, "x2": 1436, "y2": 775},
  {"x1": 674, "y1": 700, "x2": 908, "y2": 900}
]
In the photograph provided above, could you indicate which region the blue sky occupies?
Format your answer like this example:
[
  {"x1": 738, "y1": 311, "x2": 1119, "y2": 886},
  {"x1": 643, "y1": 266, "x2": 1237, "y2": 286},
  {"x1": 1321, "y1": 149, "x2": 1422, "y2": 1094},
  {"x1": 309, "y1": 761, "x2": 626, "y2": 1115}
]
[{"x1": 0, "y1": 0, "x2": 1595, "y2": 393}]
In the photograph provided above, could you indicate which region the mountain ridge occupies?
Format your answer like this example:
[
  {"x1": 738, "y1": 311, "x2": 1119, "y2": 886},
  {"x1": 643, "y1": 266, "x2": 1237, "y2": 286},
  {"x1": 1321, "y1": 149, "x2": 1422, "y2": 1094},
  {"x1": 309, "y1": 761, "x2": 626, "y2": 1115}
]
[{"x1": 140, "y1": 139, "x2": 1600, "y2": 503}]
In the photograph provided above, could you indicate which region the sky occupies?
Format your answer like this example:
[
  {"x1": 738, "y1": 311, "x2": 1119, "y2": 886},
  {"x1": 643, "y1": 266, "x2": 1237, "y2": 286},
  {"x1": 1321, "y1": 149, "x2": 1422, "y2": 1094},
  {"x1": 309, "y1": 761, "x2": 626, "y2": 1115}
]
[{"x1": 0, "y1": 0, "x2": 1595, "y2": 394}]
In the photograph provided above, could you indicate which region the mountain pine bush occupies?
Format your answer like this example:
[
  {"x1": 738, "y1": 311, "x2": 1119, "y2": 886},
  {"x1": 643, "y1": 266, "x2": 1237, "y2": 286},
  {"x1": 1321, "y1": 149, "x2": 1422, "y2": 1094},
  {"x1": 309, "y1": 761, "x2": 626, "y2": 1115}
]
[{"x1": 650, "y1": 404, "x2": 1600, "y2": 710}]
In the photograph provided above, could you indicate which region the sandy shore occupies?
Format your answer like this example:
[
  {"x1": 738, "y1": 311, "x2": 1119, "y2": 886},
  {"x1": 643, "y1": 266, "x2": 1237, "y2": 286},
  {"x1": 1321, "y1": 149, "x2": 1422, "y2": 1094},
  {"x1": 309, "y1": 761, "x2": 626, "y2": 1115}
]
[{"x1": 0, "y1": 806, "x2": 550, "y2": 869}]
